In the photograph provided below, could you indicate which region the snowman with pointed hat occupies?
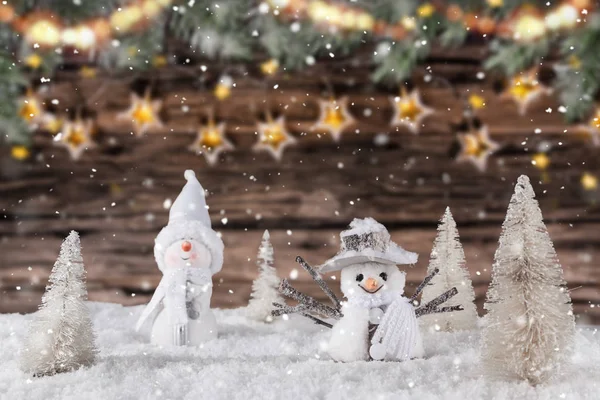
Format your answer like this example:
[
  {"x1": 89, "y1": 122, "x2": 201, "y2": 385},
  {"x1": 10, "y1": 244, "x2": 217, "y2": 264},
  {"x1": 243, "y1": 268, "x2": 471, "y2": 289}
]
[
  {"x1": 321, "y1": 218, "x2": 424, "y2": 362},
  {"x1": 136, "y1": 170, "x2": 224, "y2": 346}
]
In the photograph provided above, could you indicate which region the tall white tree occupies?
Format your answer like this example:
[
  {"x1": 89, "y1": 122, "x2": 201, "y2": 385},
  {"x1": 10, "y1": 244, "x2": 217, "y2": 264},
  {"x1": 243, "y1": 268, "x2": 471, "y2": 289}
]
[
  {"x1": 420, "y1": 207, "x2": 478, "y2": 331},
  {"x1": 246, "y1": 230, "x2": 283, "y2": 322},
  {"x1": 21, "y1": 231, "x2": 97, "y2": 376},
  {"x1": 482, "y1": 175, "x2": 575, "y2": 385}
]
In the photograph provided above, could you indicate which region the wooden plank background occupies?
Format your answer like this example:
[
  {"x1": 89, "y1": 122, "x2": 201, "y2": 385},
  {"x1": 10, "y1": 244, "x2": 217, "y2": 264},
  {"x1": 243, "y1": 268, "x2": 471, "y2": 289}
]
[{"x1": 1, "y1": 43, "x2": 599, "y2": 323}]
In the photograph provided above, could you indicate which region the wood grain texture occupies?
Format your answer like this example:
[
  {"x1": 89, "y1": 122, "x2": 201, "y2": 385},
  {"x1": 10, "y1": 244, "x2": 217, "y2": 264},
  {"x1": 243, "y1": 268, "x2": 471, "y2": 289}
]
[{"x1": 1, "y1": 43, "x2": 599, "y2": 323}]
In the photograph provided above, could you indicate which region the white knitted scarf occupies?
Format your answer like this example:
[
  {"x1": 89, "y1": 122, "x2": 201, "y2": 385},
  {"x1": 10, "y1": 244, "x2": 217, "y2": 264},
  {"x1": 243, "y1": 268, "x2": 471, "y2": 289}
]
[{"x1": 345, "y1": 289, "x2": 402, "y2": 309}]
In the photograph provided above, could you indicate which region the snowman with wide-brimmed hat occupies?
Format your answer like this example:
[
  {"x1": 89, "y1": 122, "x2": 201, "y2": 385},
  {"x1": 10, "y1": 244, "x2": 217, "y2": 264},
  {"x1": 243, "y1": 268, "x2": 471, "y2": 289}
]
[
  {"x1": 320, "y1": 217, "x2": 424, "y2": 362},
  {"x1": 136, "y1": 170, "x2": 224, "y2": 346}
]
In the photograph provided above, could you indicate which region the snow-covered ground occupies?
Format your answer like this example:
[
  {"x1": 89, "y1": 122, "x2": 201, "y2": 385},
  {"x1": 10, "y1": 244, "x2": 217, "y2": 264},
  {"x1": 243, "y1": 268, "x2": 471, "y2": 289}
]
[{"x1": 1, "y1": 303, "x2": 599, "y2": 400}]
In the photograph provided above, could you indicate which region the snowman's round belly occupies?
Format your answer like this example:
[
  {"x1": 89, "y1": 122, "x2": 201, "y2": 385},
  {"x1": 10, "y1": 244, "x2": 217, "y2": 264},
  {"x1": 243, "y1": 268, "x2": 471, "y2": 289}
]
[{"x1": 151, "y1": 308, "x2": 218, "y2": 346}]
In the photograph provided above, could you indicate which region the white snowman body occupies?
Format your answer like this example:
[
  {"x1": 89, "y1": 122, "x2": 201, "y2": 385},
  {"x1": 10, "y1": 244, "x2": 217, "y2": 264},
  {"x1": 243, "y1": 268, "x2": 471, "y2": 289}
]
[
  {"x1": 136, "y1": 170, "x2": 225, "y2": 347},
  {"x1": 327, "y1": 262, "x2": 424, "y2": 362},
  {"x1": 149, "y1": 239, "x2": 218, "y2": 346}
]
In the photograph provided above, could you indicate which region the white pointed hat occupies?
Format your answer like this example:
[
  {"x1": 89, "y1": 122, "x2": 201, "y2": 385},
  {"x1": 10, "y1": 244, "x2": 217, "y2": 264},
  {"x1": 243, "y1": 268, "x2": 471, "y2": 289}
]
[
  {"x1": 169, "y1": 170, "x2": 211, "y2": 227},
  {"x1": 154, "y1": 170, "x2": 224, "y2": 274},
  {"x1": 318, "y1": 218, "x2": 418, "y2": 273}
]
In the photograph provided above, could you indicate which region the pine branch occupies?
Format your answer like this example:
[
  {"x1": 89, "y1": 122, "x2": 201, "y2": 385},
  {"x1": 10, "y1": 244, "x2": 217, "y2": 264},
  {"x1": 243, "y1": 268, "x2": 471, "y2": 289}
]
[
  {"x1": 278, "y1": 279, "x2": 342, "y2": 319},
  {"x1": 410, "y1": 267, "x2": 439, "y2": 302},
  {"x1": 295, "y1": 256, "x2": 342, "y2": 310}
]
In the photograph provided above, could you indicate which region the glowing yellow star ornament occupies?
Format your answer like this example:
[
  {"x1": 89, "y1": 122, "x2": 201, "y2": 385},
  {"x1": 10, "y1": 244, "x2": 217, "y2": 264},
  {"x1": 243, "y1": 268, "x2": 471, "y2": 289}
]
[
  {"x1": 576, "y1": 106, "x2": 600, "y2": 146},
  {"x1": 19, "y1": 90, "x2": 44, "y2": 126},
  {"x1": 56, "y1": 117, "x2": 95, "y2": 160},
  {"x1": 581, "y1": 172, "x2": 598, "y2": 191},
  {"x1": 312, "y1": 97, "x2": 355, "y2": 142},
  {"x1": 390, "y1": 88, "x2": 434, "y2": 134},
  {"x1": 503, "y1": 69, "x2": 551, "y2": 115},
  {"x1": 189, "y1": 120, "x2": 233, "y2": 166},
  {"x1": 456, "y1": 125, "x2": 500, "y2": 172},
  {"x1": 118, "y1": 92, "x2": 163, "y2": 136},
  {"x1": 253, "y1": 115, "x2": 296, "y2": 161}
]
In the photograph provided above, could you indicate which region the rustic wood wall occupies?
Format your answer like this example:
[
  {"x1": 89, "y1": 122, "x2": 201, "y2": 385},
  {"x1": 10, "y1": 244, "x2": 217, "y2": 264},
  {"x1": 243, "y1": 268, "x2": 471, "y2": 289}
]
[{"x1": 1, "y1": 43, "x2": 599, "y2": 323}]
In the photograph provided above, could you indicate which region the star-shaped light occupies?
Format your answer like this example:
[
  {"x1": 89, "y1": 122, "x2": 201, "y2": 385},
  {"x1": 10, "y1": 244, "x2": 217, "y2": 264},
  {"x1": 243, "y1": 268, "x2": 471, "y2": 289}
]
[
  {"x1": 531, "y1": 153, "x2": 550, "y2": 170},
  {"x1": 576, "y1": 107, "x2": 600, "y2": 146},
  {"x1": 503, "y1": 69, "x2": 550, "y2": 115},
  {"x1": 19, "y1": 90, "x2": 44, "y2": 126},
  {"x1": 312, "y1": 97, "x2": 355, "y2": 142},
  {"x1": 260, "y1": 59, "x2": 279, "y2": 76},
  {"x1": 118, "y1": 92, "x2": 163, "y2": 136},
  {"x1": 56, "y1": 117, "x2": 95, "y2": 160},
  {"x1": 253, "y1": 115, "x2": 296, "y2": 161},
  {"x1": 214, "y1": 75, "x2": 233, "y2": 101},
  {"x1": 11, "y1": 146, "x2": 30, "y2": 160},
  {"x1": 189, "y1": 121, "x2": 233, "y2": 166},
  {"x1": 581, "y1": 172, "x2": 598, "y2": 191},
  {"x1": 456, "y1": 125, "x2": 500, "y2": 171},
  {"x1": 468, "y1": 94, "x2": 486, "y2": 110},
  {"x1": 390, "y1": 88, "x2": 434, "y2": 134},
  {"x1": 41, "y1": 112, "x2": 63, "y2": 135},
  {"x1": 25, "y1": 54, "x2": 43, "y2": 69}
]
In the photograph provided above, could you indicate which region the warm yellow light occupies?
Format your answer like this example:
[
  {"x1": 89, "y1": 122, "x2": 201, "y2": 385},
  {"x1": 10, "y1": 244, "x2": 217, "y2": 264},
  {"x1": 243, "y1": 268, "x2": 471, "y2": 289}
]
[
  {"x1": 513, "y1": 14, "x2": 546, "y2": 42},
  {"x1": 110, "y1": 6, "x2": 143, "y2": 32},
  {"x1": 532, "y1": 153, "x2": 550, "y2": 170},
  {"x1": 74, "y1": 26, "x2": 96, "y2": 49},
  {"x1": 581, "y1": 172, "x2": 598, "y2": 191},
  {"x1": 27, "y1": 19, "x2": 61, "y2": 47},
  {"x1": 11, "y1": 146, "x2": 30, "y2": 160}
]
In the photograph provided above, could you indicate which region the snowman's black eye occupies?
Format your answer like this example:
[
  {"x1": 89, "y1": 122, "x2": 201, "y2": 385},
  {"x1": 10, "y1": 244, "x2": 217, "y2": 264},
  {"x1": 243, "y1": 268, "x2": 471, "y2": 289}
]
[
  {"x1": 379, "y1": 272, "x2": 388, "y2": 281},
  {"x1": 356, "y1": 274, "x2": 364, "y2": 282}
]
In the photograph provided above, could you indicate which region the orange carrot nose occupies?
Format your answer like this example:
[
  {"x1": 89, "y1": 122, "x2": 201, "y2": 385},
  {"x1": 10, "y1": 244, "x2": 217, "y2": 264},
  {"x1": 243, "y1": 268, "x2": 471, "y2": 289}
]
[
  {"x1": 364, "y1": 277, "x2": 379, "y2": 291},
  {"x1": 181, "y1": 241, "x2": 192, "y2": 252}
]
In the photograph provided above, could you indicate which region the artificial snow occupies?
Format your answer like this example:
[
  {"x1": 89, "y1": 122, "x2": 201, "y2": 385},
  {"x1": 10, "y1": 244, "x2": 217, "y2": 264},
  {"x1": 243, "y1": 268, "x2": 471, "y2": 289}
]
[{"x1": 1, "y1": 302, "x2": 599, "y2": 400}]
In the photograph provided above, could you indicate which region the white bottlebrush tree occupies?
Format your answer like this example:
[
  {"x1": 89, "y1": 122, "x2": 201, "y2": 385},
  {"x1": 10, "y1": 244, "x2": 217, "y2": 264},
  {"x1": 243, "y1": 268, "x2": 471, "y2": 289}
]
[
  {"x1": 482, "y1": 175, "x2": 575, "y2": 385},
  {"x1": 246, "y1": 230, "x2": 283, "y2": 322},
  {"x1": 21, "y1": 231, "x2": 97, "y2": 376},
  {"x1": 420, "y1": 207, "x2": 478, "y2": 332}
]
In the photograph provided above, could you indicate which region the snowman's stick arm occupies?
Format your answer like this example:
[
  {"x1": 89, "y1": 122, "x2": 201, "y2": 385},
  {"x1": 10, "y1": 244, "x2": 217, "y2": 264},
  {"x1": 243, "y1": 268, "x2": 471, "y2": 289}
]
[
  {"x1": 272, "y1": 303, "x2": 334, "y2": 328},
  {"x1": 414, "y1": 287, "x2": 458, "y2": 318},
  {"x1": 410, "y1": 268, "x2": 440, "y2": 302},
  {"x1": 416, "y1": 305, "x2": 464, "y2": 317},
  {"x1": 271, "y1": 303, "x2": 308, "y2": 316},
  {"x1": 278, "y1": 279, "x2": 343, "y2": 319},
  {"x1": 296, "y1": 256, "x2": 342, "y2": 310},
  {"x1": 301, "y1": 313, "x2": 334, "y2": 329}
]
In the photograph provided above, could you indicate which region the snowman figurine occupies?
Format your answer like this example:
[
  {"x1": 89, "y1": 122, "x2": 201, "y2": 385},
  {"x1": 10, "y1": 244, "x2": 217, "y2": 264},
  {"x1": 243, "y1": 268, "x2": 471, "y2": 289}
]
[
  {"x1": 319, "y1": 218, "x2": 424, "y2": 362},
  {"x1": 136, "y1": 170, "x2": 224, "y2": 346}
]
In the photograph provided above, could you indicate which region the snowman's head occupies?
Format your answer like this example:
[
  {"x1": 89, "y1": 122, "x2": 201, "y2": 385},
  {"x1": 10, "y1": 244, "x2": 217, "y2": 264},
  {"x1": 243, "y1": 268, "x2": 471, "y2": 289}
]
[
  {"x1": 340, "y1": 262, "x2": 406, "y2": 299},
  {"x1": 164, "y1": 239, "x2": 212, "y2": 270}
]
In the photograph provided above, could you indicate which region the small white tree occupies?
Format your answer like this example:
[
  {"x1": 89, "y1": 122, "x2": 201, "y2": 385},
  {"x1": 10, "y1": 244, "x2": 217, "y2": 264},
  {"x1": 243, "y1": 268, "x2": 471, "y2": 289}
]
[
  {"x1": 246, "y1": 230, "x2": 283, "y2": 322},
  {"x1": 21, "y1": 231, "x2": 97, "y2": 376},
  {"x1": 482, "y1": 175, "x2": 575, "y2": 385},
  {"x1": 420, "y1": 207, "x2": 478, "y2": 331}
]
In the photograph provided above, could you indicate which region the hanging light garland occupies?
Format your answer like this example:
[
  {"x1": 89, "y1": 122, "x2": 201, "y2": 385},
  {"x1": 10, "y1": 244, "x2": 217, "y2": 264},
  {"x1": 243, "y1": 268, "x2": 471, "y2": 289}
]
[
  {"x1": 3, "y1": 0, "x2": 172, "y2": 51},
  {"x1": 268, "y1": 0, "x2": 592, "y2": 41}
]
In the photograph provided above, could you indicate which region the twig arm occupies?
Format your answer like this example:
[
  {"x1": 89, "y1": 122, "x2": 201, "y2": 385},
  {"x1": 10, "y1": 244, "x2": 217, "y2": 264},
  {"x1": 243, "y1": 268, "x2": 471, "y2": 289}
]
[
  {"x1": 295, "y1": 256, "x2": 342, "y2": 310},
  {"x1": 416, "y1": 305, "x2": 463, "y2": 318},
  {"x1": 278, "y1": 279, "x2": 343, "y2": 319},
  {"x1": 414, "y1": 287, "x2": 459, "y2": 318},
  {"x1": 272, "y1": 303, "x2": 333, "y2": 329},
  {"x1": 410, "y1": 268, "x2": 440, "y2": 302}
]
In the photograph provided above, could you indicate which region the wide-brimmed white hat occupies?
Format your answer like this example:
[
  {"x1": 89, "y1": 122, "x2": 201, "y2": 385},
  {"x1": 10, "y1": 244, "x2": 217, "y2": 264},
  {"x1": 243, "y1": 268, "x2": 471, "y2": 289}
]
[{"x1": 318, "y1": 218, "x2": 418, "y2": 273}]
